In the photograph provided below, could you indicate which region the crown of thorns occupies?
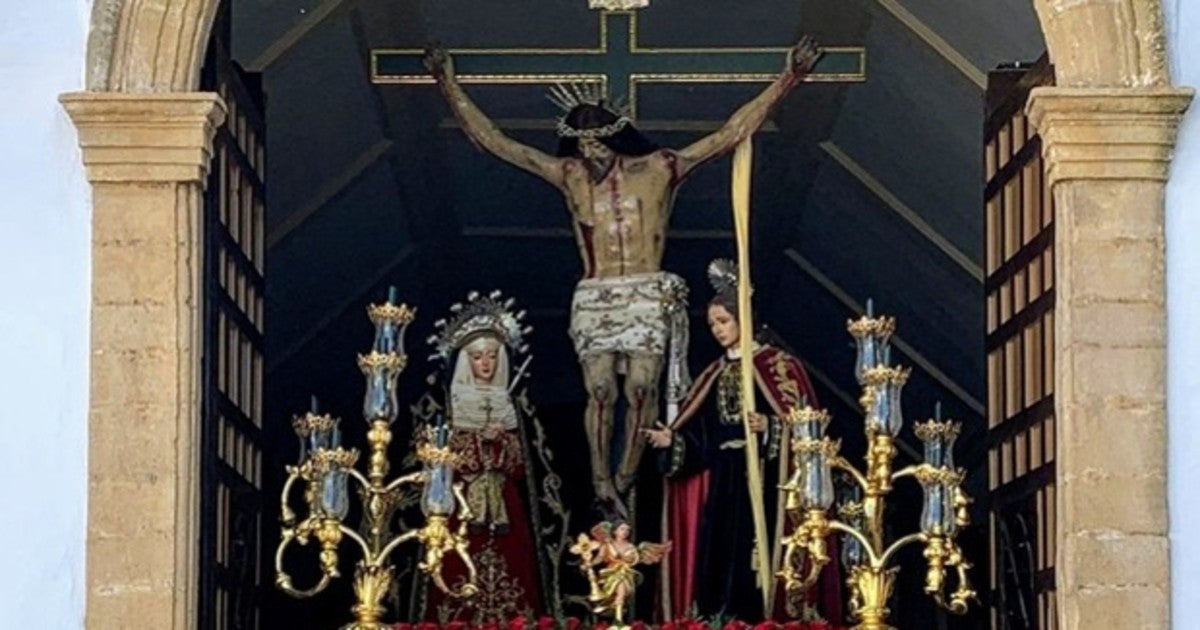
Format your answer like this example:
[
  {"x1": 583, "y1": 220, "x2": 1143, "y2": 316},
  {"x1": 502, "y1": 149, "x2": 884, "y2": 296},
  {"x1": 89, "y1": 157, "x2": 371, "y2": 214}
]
[{"x1": 547, "y1": 82, "x2": 633, "y2": 139}]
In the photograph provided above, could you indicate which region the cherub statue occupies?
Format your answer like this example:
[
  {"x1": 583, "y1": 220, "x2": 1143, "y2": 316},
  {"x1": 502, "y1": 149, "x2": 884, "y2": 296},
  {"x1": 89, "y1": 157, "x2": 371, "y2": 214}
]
[{"x1": 569, "y1": 521, "x2": 671, "y2": 625}]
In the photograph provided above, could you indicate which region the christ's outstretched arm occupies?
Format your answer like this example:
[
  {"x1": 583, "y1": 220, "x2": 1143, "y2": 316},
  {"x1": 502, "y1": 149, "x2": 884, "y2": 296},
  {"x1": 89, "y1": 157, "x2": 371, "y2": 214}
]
[
  {"x1": 426, "y1": 48, "x2": 564, "y2": 187},
  {"x1": 673, "y1": 36, "x2": 823, "y2": 177}
]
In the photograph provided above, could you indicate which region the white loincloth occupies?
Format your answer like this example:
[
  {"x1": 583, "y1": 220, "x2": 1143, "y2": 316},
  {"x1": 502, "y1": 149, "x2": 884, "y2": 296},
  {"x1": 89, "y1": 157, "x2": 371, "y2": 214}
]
[{"x1": 569, "y1": 272, "x2": 692, "y2": 406}]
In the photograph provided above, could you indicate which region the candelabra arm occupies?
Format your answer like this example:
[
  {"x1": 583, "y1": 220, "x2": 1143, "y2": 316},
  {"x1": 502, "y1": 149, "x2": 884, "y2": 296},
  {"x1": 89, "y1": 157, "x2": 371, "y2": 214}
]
[
  {"x1": 878, "y1": 531, "x2": 927, "y2": 566},
  {"x1": 442, "y1": 481, "x2": 480, "y2": 597},
  {"x1": 890, "y1": 464, "x2": 927, "y2": 484},
  {"x1": 275, "y1": 518, "x2": 343, "y2": 598},
  {"x1": 346, "y1": 468, "x2": 374, "y2": 494},
  {"x1": 948, "y1": 558, "x2": 976, "y2": 612},
  {"x1": 337, "y1": 522, "x2": 375, "y2": 562},
  {"x1": 778, "y1": 534, "x2": 825, "y2": 592},
  {"x1": 927, "y1": 538, "x2": 976, "y2": 615},
  {"x1": 375, "y1": 527, "x2": 423, "y2": 565},
  {"x1": 442, "y1": 535, "x2": 479, "y2": 599},
  {"x1": 383, "y1": 469, "x2": 428, "y2": 493},
  {"x1": 275, "y1": 534, "x2": 330, "y2": 597},
  {"x1": 779, "y1": 509, "x2": 838, "y2": 594},
  {"x1": 827, "y1": 520, "x2": 883, "y2": 567},
  {"x1": 275, "y1": 567, "x2": 332, "y2": 599},
  {"x1": 933, "y1": 589, "x2": 970, "y2": 615},
  {"x1": 831, "y1": 456, "x2": 871, "y2": 494},
  {"x1": 414, "y1": 513, "x2": 480, "y2": 599},
  {"x1": 279, "y1": 468, "x2": 303, "y2": 525},
  {"x1": 427, "y1": 548, "x2": 479, "y2": 599}
]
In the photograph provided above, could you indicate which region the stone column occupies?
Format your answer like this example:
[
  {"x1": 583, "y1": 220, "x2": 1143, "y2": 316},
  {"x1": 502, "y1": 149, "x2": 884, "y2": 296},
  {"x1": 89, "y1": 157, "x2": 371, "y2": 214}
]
[
  {"x1": 60, "y1": 92, "x2": 225, "y2": 630},
  {"x1": 1028, "y1": 87, "x2": 1192, "y2": 630}
]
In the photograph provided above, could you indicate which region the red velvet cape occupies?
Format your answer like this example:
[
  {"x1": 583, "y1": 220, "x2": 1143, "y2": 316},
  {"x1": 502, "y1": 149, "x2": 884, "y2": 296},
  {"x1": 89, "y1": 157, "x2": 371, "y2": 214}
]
[{"x1": 658, "y1": 345, "x2": 842, "y2": 622}]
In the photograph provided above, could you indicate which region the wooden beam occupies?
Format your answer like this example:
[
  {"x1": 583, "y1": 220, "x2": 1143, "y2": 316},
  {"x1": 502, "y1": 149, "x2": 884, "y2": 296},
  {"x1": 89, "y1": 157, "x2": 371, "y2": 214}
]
[
  {"x1": 873, "y1": 0, "x2": 987, "y2": 89},
  {"x1": 267, "y1": 244, "x2": 416, "y2": 373},
  {"x1": 819, "y1": 141, "x2": 984, "y2": 282},
  {"x1": 246, "y1": 0, "x2": 355, "y2": 71},
  {"x1": 784, "y1": 248, "x2": 985, "y2": 415},
  {"x1": 267, "y1": 138, "x2": 394, "y2": 249}
]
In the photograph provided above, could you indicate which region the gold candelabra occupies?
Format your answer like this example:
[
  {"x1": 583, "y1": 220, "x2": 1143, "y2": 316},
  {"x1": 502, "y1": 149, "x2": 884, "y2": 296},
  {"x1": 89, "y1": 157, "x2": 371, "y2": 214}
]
[
  {"x1": 275, "y1": 289, "x2": 479, "y2": 630},
  {"x1": 777, "y1": 303, "x2": 975, "y2": 630}
]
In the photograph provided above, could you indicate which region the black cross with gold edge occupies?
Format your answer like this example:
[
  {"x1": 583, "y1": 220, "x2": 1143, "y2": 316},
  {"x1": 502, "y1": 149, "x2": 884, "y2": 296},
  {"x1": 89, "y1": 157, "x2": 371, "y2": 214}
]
[{"x1": 371, "y1": 9, "x2": 865, "y2": 121}]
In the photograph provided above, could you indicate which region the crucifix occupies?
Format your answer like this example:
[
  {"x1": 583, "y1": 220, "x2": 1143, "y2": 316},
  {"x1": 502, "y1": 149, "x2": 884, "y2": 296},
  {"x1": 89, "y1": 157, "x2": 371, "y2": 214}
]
[{"x1": 370, "y1": 4, "x2": 865, "y2": 521}]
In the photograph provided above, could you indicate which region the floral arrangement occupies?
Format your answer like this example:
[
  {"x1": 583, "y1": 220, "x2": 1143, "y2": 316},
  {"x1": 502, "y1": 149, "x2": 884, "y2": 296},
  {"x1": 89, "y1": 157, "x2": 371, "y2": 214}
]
[{"x1": 392, "y1": 618, "x2": 839, "y2": 630}]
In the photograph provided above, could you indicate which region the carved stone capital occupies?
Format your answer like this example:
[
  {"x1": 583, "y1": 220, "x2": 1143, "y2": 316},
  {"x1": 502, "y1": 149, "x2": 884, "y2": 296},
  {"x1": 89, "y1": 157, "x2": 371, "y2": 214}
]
[
  {"x1": 59, "y1": 92, "x2": 226, "y2": 184},
  {"x1": 1026, "y1": 86, "x2": 1193, "y2": 187}
]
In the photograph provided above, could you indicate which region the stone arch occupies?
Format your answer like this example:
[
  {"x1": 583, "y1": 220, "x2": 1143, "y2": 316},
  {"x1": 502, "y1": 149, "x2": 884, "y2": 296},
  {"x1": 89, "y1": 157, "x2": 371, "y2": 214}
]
[
  {"x1": 1034, "y1": 0, "x2": 1171, "y2": 87},
  {"x1": 87, "y1": 0, "x2": 221, "y2": 92},
  {"x1": 71, "y1": 1, "x2": 1189, "y2": 629}
]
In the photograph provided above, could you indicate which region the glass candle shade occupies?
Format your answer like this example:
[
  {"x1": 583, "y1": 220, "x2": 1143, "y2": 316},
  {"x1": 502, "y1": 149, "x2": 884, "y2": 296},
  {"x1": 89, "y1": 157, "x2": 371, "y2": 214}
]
[
  {"x1": 883, "y1": 371, "x2": 908, "y2": 436},
  {"x1": 320, "y1": 468, "x2": 351, "y2": 520},
  {"x1": 798, "y1": 441, "x2": 836, "y2": 511},
  {"x1": 789, "y1": 406, "x2": 831, "y2": 441},
  {"x1": 940, "y1": 482, "x2": 958, "y2": 536},
  {"x1": 919, "y1": 470, "x2": 960, "y2": 537},
  {"x1": 915, "y1": 420, "x2": 961, "y2": 469},
  {"x1": 920, "y1": 482, "x2": 949, "y2": 536},
  {"x1": 849, "y1": 314, "x2": 894, "y2": 384},
  {"x1": 308, "y1": 418, "x2": 337, "y2": 453},
  {"x1": 864, "y1": 386, "x2": 888, "y2": 435},
  {"x1": 421, "y1": 460, "x2": 457, "y2": 517},
  {"x1": 360, "y1": 355, "x2": 401, "y2": 423},
  {"x1": 864, "y1": 367, "x2": 908, "y2": 437},
  {"x1": 853, "y1": 333, "x2": 878, "y2": 385},
  {"x1": 367, "y1": 297, "x2": 412, "y2": 357}
]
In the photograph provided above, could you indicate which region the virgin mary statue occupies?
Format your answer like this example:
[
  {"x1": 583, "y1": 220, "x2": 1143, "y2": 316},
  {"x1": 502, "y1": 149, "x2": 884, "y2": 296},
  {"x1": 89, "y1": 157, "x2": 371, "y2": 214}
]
[{"x1": 416, "y1": 290, "x2": 565, "y2": 623}]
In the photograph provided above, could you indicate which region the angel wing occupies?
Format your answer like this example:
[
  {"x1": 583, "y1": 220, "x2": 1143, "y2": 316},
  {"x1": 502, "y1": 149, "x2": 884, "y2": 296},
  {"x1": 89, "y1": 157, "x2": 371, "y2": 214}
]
[
  {"x1": 589, "y1": 521, "x2": 616, "y2": 543},
  {"x1": 636, "y1": 540, "x2": 673, "y2": 565}
]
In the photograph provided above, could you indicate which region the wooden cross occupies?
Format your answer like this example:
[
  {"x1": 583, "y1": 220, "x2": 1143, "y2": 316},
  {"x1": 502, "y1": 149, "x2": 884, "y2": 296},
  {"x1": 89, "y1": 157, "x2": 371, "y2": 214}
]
[{"x1": 371, "y1": 10, "x2": 865, "y2": 120}]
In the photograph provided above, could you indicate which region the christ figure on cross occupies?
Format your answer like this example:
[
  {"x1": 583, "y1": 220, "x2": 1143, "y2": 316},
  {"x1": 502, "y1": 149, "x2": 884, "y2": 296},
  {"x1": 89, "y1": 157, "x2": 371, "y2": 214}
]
[{"x1": 425, "y1": 37, "x2": 822, "y2": 514}]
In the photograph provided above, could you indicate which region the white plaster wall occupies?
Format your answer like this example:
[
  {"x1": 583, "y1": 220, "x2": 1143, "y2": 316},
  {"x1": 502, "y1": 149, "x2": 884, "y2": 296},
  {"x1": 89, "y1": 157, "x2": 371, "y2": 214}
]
[
  {"x1": 0, "y1": 0, "x2": 91, "y2": 626},
  {"x1": 1165, "y1": 1, "x2": 1200, "y2": 628}
]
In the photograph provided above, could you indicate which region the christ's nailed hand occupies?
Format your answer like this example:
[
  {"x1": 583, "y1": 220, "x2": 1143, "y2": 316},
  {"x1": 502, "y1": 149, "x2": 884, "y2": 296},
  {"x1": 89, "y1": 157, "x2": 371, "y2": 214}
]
[
  {"x1": 788, "y1": 35, "x2": 822, "y2": 76},
  {"x1": 423, "y1": 45, "x2": 453, "y2": 76}
]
